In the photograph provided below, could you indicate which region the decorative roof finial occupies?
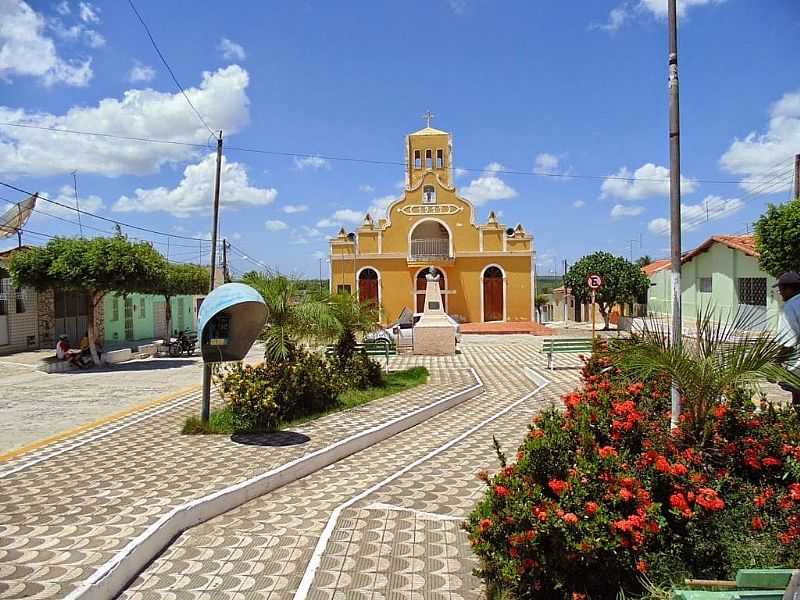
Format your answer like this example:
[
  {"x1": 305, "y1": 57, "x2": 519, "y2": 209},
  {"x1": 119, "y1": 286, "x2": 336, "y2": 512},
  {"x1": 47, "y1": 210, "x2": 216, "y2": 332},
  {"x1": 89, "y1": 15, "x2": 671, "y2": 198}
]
[{"x1": 422, "y1": 110, "x2": 435, "y2": 128}]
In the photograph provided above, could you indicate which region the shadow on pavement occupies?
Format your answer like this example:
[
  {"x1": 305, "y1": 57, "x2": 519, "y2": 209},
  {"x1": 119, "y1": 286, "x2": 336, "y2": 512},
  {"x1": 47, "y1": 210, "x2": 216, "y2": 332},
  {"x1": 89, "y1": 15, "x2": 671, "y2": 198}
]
[
  {"x1": 230, "y1": 431, "x2": 311, "y2": 447},
  {"x1": 57, "y1": 358, "x2": 199, "y2": 374}
]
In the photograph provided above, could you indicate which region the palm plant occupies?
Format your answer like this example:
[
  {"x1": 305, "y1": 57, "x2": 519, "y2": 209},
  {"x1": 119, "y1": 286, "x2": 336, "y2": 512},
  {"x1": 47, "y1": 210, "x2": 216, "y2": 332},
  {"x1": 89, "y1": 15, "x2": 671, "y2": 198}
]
[
  {"x1": 615, "y1": 305, "x2": 800, "y2": 443},
  {"x1": 241, "y1": 272, "x2": 338, "y2": 362},
  {"x1": 325, "y1": 292, "x2": 380, "y2": 361}
]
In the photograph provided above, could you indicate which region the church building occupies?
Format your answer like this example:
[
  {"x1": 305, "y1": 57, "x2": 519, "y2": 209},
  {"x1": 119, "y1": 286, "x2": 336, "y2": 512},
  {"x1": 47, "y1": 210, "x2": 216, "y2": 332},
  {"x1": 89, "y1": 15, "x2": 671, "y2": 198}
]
[{"x1": 328, "y1": 118, "x2": 534, "y2": 325}]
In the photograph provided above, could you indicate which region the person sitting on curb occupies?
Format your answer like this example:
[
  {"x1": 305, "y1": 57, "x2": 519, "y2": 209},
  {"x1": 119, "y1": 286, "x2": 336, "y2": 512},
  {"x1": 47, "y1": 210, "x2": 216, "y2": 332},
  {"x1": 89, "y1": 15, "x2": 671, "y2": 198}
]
[
  {"x1": 775, "y1": 271, "x2": 800, "y2": 411},
  {"x1": 56, "y1": 334, "x2": 83, "y2": 368}
]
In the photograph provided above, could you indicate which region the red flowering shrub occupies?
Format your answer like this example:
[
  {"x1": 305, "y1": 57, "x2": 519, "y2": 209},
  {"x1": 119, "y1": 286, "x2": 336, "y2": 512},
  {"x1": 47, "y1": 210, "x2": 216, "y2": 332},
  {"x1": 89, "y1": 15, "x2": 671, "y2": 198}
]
[{"x1": 467, "y1": 342, "x2": 800, "y2": 599}]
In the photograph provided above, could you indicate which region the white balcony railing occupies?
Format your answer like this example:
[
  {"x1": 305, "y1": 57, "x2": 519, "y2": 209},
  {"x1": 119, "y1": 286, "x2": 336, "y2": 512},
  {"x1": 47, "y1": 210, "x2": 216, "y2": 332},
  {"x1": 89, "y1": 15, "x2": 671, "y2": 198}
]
[{"x1": 410, "y1": 238, "x2": 450, "y2": 260}]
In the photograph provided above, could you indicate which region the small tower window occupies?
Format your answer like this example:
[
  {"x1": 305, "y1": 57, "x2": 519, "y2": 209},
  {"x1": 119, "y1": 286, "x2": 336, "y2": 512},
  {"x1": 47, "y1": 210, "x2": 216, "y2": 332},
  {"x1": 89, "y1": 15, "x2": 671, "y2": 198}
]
[
  {"x1": 423, "y1": 185, "x2": 436, "y2": 204},
  {"x1": 425, "y1": 149, "x2": 432, "y2": 169},
  {"x1": 436, "y1": 149, "x2": 444, "y2": 168},
  {"x1": 414, "y1": 150, "x2": 421, "y2": 168}
]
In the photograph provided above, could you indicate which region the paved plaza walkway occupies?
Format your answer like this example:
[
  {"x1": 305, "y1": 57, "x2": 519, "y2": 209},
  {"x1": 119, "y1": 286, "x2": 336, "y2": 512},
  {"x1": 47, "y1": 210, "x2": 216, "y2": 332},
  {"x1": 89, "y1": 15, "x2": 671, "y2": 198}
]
[{"x1": 0, "y1": 337, "x2": 583, "y2": 599}]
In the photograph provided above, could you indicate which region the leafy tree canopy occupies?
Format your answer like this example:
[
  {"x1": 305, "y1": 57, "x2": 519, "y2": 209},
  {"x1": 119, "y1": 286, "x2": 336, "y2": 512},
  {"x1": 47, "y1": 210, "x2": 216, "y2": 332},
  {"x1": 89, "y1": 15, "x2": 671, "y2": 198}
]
[
  {"x1": 154, "y1": 263, "x2": 209, "y2": 298},
  {"x1": 563, "y1": 251, "x2": 650, "y2": 328},
  {"x1": 635, "y1": 255, "x2": 653, "y2": 267},
  {"x1": 9, "y1": 236, "x2": 167, "y2": 295},
  {"x1": 754, "y1": 200, "x2": 800, "y2": 277}
]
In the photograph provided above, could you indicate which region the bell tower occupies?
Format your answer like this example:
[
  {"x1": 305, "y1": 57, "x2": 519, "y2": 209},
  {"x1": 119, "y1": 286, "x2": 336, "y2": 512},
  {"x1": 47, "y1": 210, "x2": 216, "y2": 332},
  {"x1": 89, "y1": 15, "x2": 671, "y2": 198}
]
[{"x1": 405, "y1": 111, "x2": 453, "y2": 189}]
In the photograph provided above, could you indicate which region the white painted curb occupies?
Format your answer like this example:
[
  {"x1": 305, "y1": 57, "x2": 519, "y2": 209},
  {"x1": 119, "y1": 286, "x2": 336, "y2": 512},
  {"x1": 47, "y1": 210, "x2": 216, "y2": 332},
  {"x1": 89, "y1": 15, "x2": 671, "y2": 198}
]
[{"x1": 64, "y1": 368, "x2": 484, "y2": 600}]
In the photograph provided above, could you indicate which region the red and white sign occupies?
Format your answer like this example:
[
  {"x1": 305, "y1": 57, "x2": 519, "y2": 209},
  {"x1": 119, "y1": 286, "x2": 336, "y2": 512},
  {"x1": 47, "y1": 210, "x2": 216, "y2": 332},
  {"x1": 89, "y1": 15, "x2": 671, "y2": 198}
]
[{"x1": 587, "y1": 274, "x2": 603, "y2": 289}]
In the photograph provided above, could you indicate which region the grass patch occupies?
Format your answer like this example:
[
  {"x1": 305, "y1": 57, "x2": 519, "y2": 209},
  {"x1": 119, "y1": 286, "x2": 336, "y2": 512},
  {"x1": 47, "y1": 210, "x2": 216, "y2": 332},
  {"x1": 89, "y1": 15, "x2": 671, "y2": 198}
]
[{"x1": 181, "y1": 366, "x2": 429, "y2": 435}]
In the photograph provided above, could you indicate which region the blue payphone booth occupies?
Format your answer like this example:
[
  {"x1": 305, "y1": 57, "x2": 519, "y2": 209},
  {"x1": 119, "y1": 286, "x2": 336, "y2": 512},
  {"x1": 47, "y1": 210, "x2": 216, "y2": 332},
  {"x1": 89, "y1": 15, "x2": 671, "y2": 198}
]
[{"x1": 197, "y1": 283, "x2": 267, "y2": 362}]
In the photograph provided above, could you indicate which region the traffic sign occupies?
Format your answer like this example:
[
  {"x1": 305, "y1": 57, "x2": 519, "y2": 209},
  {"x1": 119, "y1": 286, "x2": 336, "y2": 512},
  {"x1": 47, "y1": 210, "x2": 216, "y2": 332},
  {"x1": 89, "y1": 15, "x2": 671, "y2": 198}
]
[{"x1": 587, "y1": 274, "x2": 603, "y2": 289}]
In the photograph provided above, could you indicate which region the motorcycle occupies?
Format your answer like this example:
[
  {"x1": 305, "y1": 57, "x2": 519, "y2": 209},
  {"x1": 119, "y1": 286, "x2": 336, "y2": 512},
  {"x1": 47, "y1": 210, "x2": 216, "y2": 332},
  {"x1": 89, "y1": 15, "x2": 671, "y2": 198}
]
[{"x1": 168, "y1": 330, "x2": 197, "y2": 357}]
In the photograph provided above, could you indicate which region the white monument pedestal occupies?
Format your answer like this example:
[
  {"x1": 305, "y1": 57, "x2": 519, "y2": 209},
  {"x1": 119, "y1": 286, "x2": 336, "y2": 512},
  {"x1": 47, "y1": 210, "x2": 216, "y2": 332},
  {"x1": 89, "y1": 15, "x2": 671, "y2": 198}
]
[{"x1": 413, "y1": 270, "x2": 456, "y2": 356}]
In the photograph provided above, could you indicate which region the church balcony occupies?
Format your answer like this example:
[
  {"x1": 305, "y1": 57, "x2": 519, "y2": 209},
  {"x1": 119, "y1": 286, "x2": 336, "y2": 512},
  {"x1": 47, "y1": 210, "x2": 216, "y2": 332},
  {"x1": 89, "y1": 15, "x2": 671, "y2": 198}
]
[{"x1": 408, "y1": 238, "x2": 453, "y2": 264}]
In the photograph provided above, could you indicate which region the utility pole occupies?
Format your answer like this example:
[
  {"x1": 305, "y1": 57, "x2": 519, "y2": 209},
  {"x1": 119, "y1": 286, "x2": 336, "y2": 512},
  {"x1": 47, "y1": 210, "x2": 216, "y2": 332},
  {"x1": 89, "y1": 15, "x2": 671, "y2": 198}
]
[
  {"x1": 222, "y1": 238, "x2": 229, "y2": 283},
  {"x1": 201, "y1": 130, "x2": 223, "y2": 423},
  {"x1": 668, "y1": 0, "x2": 682, "y2": 429},
  {"x1": 71, "y1": 171, "x2": 83, "y2": 238},
  {"x1": 793, "y1": 153, "x2": 800, "y2": 200}
]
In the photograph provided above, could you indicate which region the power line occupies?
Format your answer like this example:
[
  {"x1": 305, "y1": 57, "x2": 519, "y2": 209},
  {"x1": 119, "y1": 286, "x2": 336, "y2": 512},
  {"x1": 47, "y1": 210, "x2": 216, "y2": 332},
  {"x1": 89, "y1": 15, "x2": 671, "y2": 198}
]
[
  {"x1": 0, "y1": 181, "x2": 207, "y2": 242},
  {"x1": 0, "y1": 120, "x2": 792, "y2": 186},
  {"x1": 126, "y1": 0, "x2": 216, "y2": 137}
]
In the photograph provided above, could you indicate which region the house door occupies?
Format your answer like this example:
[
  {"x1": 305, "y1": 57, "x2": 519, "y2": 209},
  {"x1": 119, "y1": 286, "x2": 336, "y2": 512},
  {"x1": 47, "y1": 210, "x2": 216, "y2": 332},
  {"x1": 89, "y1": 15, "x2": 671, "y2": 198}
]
[
  {"x1": 54, "y1": 291, "x2": 89, "y2": 345},
  {"x1": 0, "y1": 275, "x2": 9, "y2": 346},
  {"x1": 483, "y1": 266, "x2": 504, "y2": 322},
  {"x1": 416, "y1": 268, "x2": 446, "y2": 313},
  {"x1": 124, "y1": 296, "x2": 135, "y2": 340},
  {"x1": 358, "y1": 268, "x2": 379, "y2": 305}
]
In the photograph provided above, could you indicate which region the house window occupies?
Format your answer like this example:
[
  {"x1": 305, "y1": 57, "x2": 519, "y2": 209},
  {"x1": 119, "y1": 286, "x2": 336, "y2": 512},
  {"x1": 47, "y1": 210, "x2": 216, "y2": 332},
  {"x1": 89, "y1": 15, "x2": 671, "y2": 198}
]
[
  {"x1": 425, "y1": 149, "x2": 432, "y2": 169},
  {"x1": 737, "y1": 277, "x2": 767, "y2": 306},
  {"x1": 698, "y1": 277, "x2": 712, "y2": 293},
  {"x1": 436, "y1": 149, "x2": 444, "y2": 168},
  {"x1": 15, "y1": 288, "x2": 26, "y2": 313},
  {"x1": 422, "y1": 185, "x2": 436, "y2": 204},
  {"x1": 0, "y1": 277, "x2": 7, "y2": 317},
  {"x1": 337, "y1": 284, "x2": 351, "y2": 294},
  {"x1": 414, "y1": 150, "x2": 421, "y2": 169},
  {"x1": 139, "y1": 296, "x2": 146, "y2": 319},
  {"x1": 111, "y1": 296, "x2": 119, "y2": 322}
]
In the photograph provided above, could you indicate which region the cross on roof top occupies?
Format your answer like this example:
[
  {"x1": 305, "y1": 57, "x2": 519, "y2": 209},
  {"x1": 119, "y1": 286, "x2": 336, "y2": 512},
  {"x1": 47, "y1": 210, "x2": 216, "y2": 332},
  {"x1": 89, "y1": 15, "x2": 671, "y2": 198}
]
[{"x1": 422, "y1": 110, "x2": 435, "y2": 128}]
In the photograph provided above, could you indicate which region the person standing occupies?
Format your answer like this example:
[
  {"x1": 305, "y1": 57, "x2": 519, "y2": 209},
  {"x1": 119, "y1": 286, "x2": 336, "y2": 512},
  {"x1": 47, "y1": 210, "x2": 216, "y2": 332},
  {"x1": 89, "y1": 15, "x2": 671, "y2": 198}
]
[{"x1": 775, "y1": 272, "x2": 800, "y2": 410}]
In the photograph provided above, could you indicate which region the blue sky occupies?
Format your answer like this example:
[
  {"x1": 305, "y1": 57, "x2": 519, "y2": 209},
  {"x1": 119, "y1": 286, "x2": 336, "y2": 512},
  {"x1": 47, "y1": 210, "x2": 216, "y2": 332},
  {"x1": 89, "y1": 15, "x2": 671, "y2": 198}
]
[{"x1": 1, "y1": 0, "x2": 799, "y2": 277}]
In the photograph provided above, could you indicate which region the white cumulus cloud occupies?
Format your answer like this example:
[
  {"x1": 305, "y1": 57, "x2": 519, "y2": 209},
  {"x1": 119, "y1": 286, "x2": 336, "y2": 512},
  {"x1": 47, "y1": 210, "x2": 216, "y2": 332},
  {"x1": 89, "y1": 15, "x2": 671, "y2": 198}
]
[
  {"x1": 264, "y1": 220, "x2": 288, "y2": 232},
  {"x1": 294, "y1": 155, "x2": 331, "y2": 170},
  {"x1": 368, "y1": 194, "x2": 396, "y2": 219},
  {"x1": 112, "y1": 153, "x2": 277, "y2": 218},
  {"x1": 316, "y1": 208, "x2": 364, "y2": 228},
  {"x1": 592, "y1": 0, "x2": 725, "y2": 33},
  {"x1": 218, "y1": 37, "x2": 246, "y2": 61},
  {"x1": 78, "y1": 2, "x2": 99, "y2": 23},
  {"x1": 0, "y1": 65, "x2": 250, "y2": 177},
  {"x1": 639, "y1": 0, "x2": 726, "y2": 19},
  {"x1": 600, "y1": 163, "x2": 697, "y2": 201},
  {"x1": 359, "y1": 184, "x2": 375, "y2": 193},
  {"x1": 281, "y1": 204, "x2": 308, "y2": 214},
  {"x1": 611, "y1": 204, "x2": 644, "y2": 218},
  {"x1": 460, "y1": 163, "x2": 517, "y2": 206},
  {"x1": 127, "y1": 60, "x2": 155, "y2": 83},
  {"x1": 573, "y1": 200, "x2": 586, "y2": 208},
  {"x1": 647, "y1": 195, "x2": 744, "y2": 236},
  {"x1": 719, "y1": 89, "x2": 800, "y2": 194},
  {"x1": 0, "y1": 0, "x2": 93, "y2": 86}
]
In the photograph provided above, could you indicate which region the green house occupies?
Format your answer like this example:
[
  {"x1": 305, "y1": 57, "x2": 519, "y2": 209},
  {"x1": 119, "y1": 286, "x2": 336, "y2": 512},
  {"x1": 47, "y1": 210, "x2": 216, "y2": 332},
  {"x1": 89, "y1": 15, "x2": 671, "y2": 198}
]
[
  {"x1": 645, "y1": 234, "x2": 781, "y2": 332},
  {"x1": 103, "y1": 293, "x2": 198, "y2": 343}
]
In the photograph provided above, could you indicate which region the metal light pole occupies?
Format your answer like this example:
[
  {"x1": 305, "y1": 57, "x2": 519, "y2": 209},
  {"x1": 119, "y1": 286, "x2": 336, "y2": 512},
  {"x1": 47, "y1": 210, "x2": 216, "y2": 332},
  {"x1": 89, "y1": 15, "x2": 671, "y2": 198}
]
[
  {"x1": 667, "y1": 0, "x2": 682, "y2": 429},
  {"x1": 201, "y1": 130, "x2": 223, "y2": 423}
]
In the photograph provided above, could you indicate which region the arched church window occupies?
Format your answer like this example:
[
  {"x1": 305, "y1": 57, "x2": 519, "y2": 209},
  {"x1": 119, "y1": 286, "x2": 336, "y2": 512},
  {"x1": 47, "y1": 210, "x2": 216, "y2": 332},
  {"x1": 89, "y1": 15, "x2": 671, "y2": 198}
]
[
  {"x1": 414, "y1": 150, "x2": 421, "y2": 168},
  {"x1": 436, "y1": 149, "x2": 444, "y2": 168},
  {"x1": 423, "y1": 185, "x2": 436, "y2": 204},
  {"x1": 425, "y1": 149, "x2": 432, "y2": 169}
]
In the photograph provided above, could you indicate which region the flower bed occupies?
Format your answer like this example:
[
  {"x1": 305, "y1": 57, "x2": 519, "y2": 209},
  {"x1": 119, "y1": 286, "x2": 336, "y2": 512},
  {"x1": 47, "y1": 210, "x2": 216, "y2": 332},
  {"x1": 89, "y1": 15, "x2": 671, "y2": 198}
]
[{"x1": 467, "y1": 342, "x2": 800, "y2": 599}]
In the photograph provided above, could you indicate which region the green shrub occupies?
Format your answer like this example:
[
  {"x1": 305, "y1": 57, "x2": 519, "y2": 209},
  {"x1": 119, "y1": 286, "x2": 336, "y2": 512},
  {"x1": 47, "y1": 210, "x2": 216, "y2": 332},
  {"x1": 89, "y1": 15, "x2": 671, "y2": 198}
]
[
  {"x1": 219, "y1": 362, "x2": 283, "y2": 432},
  {"x1": 278, "y1": 349, "x2": 342, "y2": 419},
  {"x1": 467, "y1": 342, "x2": 800, "y2": 600},
  {"x1": 336, "y1": 350, "x2": 385, "y2": 390}
]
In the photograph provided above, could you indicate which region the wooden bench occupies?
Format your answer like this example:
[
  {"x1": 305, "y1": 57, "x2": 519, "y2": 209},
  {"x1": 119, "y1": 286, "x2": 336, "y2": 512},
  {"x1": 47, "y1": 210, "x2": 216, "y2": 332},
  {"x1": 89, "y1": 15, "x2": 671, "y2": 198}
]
[{"x1": 540, "y1": 338, "x2": 593, "y2": 370}]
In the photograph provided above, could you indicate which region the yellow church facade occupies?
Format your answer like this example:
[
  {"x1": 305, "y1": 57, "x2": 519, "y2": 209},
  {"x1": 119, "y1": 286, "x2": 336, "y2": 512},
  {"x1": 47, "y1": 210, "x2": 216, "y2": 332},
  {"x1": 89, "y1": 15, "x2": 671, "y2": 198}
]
[{"x1": 328, "y1": 122, "x2": 534, "y2": 325}]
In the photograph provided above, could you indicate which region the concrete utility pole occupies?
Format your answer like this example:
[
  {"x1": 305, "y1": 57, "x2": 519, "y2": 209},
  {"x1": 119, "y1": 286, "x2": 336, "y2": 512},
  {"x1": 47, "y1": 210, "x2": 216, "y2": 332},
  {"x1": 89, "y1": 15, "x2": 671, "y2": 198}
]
[
  {"x1": 222, "y1": 238, "x2": 229, "y2": 283},
  {"x1": 667, "y1": 0, "x2": 683, "y2": 429},
  {"x1": 201, "y1": 130, "x2": 223, "y2": 423},
  {"x1": 793, "y1": 153, "x2": 800, "y2": 200}
]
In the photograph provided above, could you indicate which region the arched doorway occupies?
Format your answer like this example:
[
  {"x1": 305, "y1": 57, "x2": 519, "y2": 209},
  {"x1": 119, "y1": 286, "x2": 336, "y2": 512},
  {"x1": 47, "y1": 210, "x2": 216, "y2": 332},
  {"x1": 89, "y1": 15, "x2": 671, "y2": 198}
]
[
  {"x1": 358, "y1": 268, "x2": 379, "y2": 305},
  {"x1": 416, "y1": 267, "x2": 446, "y2": 313},
  {"x1": 482, "y1": 266, "x2": 504, "y2": 322},
  {"x1": 409, "y1": 220, "x2": 451, "y2": 260}
]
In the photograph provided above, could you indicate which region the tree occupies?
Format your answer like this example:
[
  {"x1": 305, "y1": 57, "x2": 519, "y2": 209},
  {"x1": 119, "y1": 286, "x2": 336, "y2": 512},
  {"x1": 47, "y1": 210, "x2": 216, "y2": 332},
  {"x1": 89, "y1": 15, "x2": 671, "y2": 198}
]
[
  {"x1": 635, "y1": 255, "x2": 653, "y2": 267},
  {"x1": 562, "y1": 251, "x2": 649, "y2": 330},
  {"x1": 325, "y1": 292, "x2": 380, "y2": 362},
  {"x1": 241, "y1": 272, "x2": 337, "y2": 362},
  {"x1": 151, "y1": 263, "x2": 209, "y2": 338},
  {"x1": 534, "y1": 293, "x2": 548, "y2": 322},
  {"x1": 754, "y1": 200, "x2": 800, "y2": 277},
  {"x1": 9, "y1": 236, "x2": 167, "y2": 364}
]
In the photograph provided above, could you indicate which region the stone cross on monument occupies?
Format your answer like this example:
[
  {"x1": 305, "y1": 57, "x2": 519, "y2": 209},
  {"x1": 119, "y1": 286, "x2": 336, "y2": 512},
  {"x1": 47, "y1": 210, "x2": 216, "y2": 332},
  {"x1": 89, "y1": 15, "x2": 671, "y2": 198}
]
[{"x1": 422, "y1": 111, "x2": 435, "y2": 128}]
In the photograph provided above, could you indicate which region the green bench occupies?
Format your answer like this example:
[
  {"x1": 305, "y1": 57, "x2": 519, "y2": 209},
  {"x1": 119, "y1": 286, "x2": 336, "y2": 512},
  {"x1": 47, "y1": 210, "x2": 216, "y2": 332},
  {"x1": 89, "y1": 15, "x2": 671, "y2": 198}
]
[
  {"x1": 325, "y1": 340, "x2": 397, "y2": 366},
  {"x1": 673, "y1": 569, "x2": 799, "y2": 600},
  {"x1": 540, "y1": 337, "x2": 593, "y2": 370}
]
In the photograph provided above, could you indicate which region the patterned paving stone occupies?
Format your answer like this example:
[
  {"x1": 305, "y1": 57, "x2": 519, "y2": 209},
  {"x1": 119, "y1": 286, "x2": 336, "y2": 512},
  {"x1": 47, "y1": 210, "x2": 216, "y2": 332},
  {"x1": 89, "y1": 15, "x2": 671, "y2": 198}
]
[
  {"x1": 0, "y1": 365, "x2": 477, "y2": 600},
  {"x1": 120, "y1": 340, "x2": 581, "y2": 599}
]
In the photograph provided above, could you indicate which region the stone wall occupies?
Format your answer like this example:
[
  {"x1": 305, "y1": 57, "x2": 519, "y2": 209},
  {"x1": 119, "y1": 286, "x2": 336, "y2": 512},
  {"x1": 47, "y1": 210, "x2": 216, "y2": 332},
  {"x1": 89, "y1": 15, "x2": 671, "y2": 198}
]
[{"x1": 92, "y1": 293, "x2": 105, "y2": 341}]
